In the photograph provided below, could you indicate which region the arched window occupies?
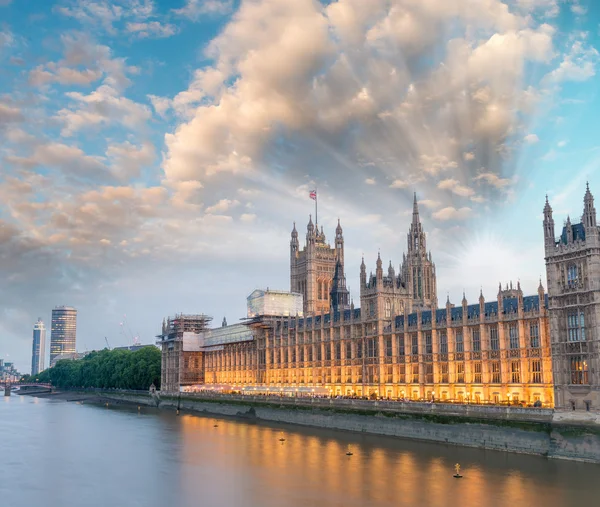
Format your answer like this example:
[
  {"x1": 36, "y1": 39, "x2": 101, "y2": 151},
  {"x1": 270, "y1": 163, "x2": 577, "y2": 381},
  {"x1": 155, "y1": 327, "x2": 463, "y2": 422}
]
[
  {"x1": 385, "y1": 299, "x2": 391, "y2": 318},
  {"x1": 567, "y1": 264, "x2": 578, "y2": 288}
]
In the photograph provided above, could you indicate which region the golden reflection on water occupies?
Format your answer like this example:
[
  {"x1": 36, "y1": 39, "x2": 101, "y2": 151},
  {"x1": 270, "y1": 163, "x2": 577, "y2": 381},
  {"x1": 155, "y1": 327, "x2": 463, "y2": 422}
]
[{"x1": 177, "y1": 414, "x2": 589, "y2": 507}]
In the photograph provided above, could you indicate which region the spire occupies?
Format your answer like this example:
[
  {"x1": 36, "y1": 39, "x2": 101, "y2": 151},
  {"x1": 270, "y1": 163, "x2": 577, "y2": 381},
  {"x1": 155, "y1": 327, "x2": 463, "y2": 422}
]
[
  {"x1": 336, "y1": 218, "x2": 342, "y2": 235},
  {"x1": 412, "y1": 192, "x2": 420, "y2": 224},
  {"x1": 376, "y1": 250, "x2": 382, "y2": 269},
  {"x1": 222, "y1": 316, "x2": 227, "y2": 327},
  {"x1": 462, "y1": 291, "x2": 467, "y2": 305},
  {"x1": 360, "y1": 256, "x2": 366, "y2": 270},
  {"x1": 583, "y1": 181, "x2": 597, "y2": 229}
]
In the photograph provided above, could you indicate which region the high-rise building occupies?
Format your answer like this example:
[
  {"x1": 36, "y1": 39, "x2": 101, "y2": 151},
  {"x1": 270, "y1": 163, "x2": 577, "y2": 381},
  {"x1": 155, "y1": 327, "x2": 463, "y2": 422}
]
[
  {"x1": 50, "y1": 306, "x2": 77, "y2": 367},
  {"x1": 31, "y1": 318, "x2": 46, "y2": 376},
  {"x1": 544, "y1": 184, "x2": 600, "y2": 411}
]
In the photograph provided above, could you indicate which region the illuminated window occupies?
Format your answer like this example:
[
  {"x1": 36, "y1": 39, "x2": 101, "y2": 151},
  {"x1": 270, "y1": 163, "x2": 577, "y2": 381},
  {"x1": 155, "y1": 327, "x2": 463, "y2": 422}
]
[
  {"x1": 411, "y1": 364, "x2": 419, "y2": 383},
  {"x1": 440, "y1": 363, "x2": 449, "y2": 383},
  {"x1": 511, "y1": 361, "x2": 520, "y2": 383},
  {"x1": 474, "y1": 362, "x2": 482, "y2": 383},
  {"x1": 491, "y1": 362, "x2": 501, "y2": 383},
  {"x1": 570, "y1": 356, "x2": 589, "y2": 385},
  {"x1": 472, "y1": 328, "x2": 481, "y2": 352},
  {"x1": 529, "y1": 322, "x2": 540, "y2": 348},
  {"x1": 531, "y1": 360, "x2": 542, "y2": 383},
  {"x1": 425, "y1": 363, "x2": 433, "y2": 383},
  {"x1": 456, "y1": 363, "x2": 465, "y2": 383}
]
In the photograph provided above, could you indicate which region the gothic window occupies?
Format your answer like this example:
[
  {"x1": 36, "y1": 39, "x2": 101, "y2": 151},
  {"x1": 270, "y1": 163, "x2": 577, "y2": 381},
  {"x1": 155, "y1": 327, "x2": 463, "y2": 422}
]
[
  {"x1": 411, "y1": 334, "x2": 419, "y2": 355},
  {"x1": 346, "y1": 342, "x2": 352, "y2": 359},
  {"x1": 531, "y1": 360, "x2": 542, "y2": 383},
  {"x1": 425, "y1": 333, "x2": 432, "y2": 354},
  {"x1": 567, "y1": 264, "x2": 578, "y2": 288},
  {"x1": 472, "y1": 328, "x2": 481, "y2": 352},
  {"x1": 455, "y1": 331, "x2": 464, "y2": 353},
  {"x1": 530, "y1": 322, "x2": 540, "y2": 348},
  {"x1": 474, "y1": 362, "x2": 482, "y2": 383},
  {"x1": 456, "y1": 363, "x2": 465, "y2": 383},
  {"x1": 398, "y1": 364, "x2": 406, "y2": 383},
  {"x1": 398, "y1": 335, "x2": 405, "y2": 356},
  {"x1": 511, "y1": 361, "x2": 520, "y2": 383},
  {"x1": 411, "y1": 364, "x2": 419, "y2": 383},
  {"x1": 489, "y1": 326, "x2": 499, "y2": 351},
  {"x1": 567, "y1": 311, "x2": 585, "y2": 342},
  {"x1": 425, "y1": 363, "x2": 433, "y2": 383},
  {"x1": 570, "y1": 356, "x2": 589, "y2": 384},
  {"x1": 335, "y1": 343, "x2": 341, "y2": 360},
  {"x1": 439, "y1": 333, "x2": 448, "y2": 354},
  {"x1": 440, "y1": 363, "x2": 449, "y2": 383},
  {"x1": 509, "y1": 325, "x2": 519, "y2": 349},
  {"x1": 491, "y1": 361, "x2": 501, "y2": 383},
  {"x1": 369, "y1": 300, "x2": 375, "y2": 317},
  {"x1": 385, "y1": 299, "x2": 391, "y2": 318},
  {"x1": 385, "y1": 337, "x2": 393, "y2": 357}
]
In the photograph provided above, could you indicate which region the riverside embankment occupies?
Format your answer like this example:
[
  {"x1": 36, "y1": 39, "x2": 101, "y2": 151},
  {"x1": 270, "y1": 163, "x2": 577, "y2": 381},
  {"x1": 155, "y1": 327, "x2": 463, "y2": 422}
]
[{"x1": 53, "y1": 389, "x2": 598, "y2": 463}]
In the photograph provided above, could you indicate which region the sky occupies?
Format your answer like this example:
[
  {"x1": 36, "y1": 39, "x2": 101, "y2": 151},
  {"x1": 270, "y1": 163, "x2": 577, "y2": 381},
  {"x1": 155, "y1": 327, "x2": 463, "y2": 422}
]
[{"x1": 1, "y1": 0, "x2": 600, "y2": 373}]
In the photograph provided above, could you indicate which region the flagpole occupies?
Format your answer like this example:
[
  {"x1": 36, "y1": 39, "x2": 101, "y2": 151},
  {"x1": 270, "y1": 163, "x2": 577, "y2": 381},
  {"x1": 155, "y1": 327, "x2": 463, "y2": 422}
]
[{"x1": 315, "y1": 188, "x2": 318, "y2": 226}]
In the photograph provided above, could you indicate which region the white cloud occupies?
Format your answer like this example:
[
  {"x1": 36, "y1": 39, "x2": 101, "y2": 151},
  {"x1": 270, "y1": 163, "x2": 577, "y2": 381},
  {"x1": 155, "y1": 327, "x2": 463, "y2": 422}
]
[
  {"x1": 240, "y1": 213, "x2": 256, "y2": 222},
  {"x1": 463, "y1": 152, "x2": 475, "y2": 161},
  {"x1": 437, "y1": 178, "x2": 475, "y2": 197},
  {"x1": 365, "y1": 178, "x2": 376, "y2": 185},
  {"x1": 418, "y1": 199, "x2": 441, "y2": 209},
  {"x1": 390, "y1": 179, "x2": 408, "y2": 189},
  {"x1": 0, "y1": 103, "x2": 23, "y2": 125},
  {"x1": 106, "y1": 141, "x2": 155, "y2": 180},
  {"x1": 524, "y1": 133, "x2": 539, "y2": 144},
  {"x1": 557, "y1": 140, "x2": 568, "y2": 148},
  {"x1": 126, "y1": 21, "x2": 177, "y2": 39},
  {"x1": 545, "y1": 40, "x2": 599, "y2": 83},
  {"x1": 432, "y1": 206, "x2": 473, "y2": 221},
  {"x1": 205, "y1": 199, "x2": 240, "y2": 214},
  {"x1": 172, "y1": 0, "x2": 233, "y2": 20}
]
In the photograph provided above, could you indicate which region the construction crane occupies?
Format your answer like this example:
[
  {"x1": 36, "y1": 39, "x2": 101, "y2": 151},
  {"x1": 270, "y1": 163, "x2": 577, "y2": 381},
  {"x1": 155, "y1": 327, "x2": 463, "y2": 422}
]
[{"x1": 104, "y1": 337, "x2": 111, "y2": 350}]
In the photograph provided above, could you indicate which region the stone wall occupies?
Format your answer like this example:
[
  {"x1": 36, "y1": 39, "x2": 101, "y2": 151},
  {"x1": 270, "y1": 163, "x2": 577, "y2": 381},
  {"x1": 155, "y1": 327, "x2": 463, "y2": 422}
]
[{"x1": 98, "y1": 391, "x2": 600, "y2": 463}]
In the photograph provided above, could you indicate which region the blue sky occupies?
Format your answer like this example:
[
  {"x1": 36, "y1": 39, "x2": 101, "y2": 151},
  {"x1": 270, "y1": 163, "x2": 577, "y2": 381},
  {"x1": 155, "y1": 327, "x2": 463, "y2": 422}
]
[{"x1": 1, "y1": 0, "x2": 600, "y2": 373}]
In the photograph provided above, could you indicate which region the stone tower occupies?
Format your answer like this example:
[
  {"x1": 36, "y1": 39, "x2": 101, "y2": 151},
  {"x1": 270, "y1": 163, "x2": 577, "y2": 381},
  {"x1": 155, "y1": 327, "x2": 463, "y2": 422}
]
[
  {"x1": 544, "y1": 184, "x2": 600, "y2": 410},
  {"x1": 401, "y1": 193, "x2": 438, "y2": 311},
  {"x1": 291, "y1": 216, "x2": 342, "y2": 315},
  {"x1": 360, "y1": 253, "x2": 411, "y2": 321}
]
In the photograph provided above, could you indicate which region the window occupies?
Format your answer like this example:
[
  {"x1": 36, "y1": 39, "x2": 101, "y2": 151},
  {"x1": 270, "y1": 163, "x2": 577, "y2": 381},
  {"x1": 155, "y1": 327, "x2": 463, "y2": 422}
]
[
  {"x1": 489, "y1": 326, "x2": 499, "y2": 351},
  {"x1": 385, "y1": 337, "x2": 392, "y2": 357},
  {"x1": 411, "y1": 364, "x2": 419, "y2": 383},
  {"x1": 511, "y1": 361, "x2": 520, "y2": 383},
  {"x1": 493, "y1": 393, "x2": 500, "y2": 404},
  {"x1": 369, "y1": 300, "x2": 375, "y2": 317},
  {"x1": 567, "y1": 264, "x2": 578, "y2": 288},
  {"x1": 398, "y1": 364, "x2": 405, "y2": 383},
  {"x1": 440, "y1": 363, "x2": 449, "y2": 383},
  {"x1": 570, "y1": 356, "x2": 589, "y2": 385},
  {"x1": 346, "y1": 342, "x2": 352, "y2": 359},
  {"x1": 367, "y1": 339, "x2": 377, "y2": 358},
  {"x1": 474, "y1": 362, "x2": 482, "y2": 383},
  {"x1": 398, "y1": 335, "x2": 405, "y2": 356},
  {"x1": 425, "y1": 363, "x2": 433, "y2": 383},
  {"x1": 456, "y1": 363, "x2": 465, "y2": 383},
  {"x1": 356, "y1": 342, "x2": 362, "y2": 359},
  {"x1": 335, "y1": 343, "x2": 341, "y2": 360},
  {"x1": 567, "y1": 311, "x2": 586, "y2": 342},
  {"x1": 491, "y1": 361, "x2": 501, "y2": 383},
  {"x1": 455, "y1": 331, "x2": 464, "y2": 353},
  {"x1": 385, "y1": 299, "x2": 391, "y2": 318},
  {"x1": 411, "y1": 334, "x2": 418, "y2": 355},
  {"x1": 530, "y1": 322, "x2": 540, "y2": 348},
  {"x1": 425, "y1": 333, "x2": 432, "y2": 354},
  {"x1": 509, "y1": 325, "x2": 519, "y2": 349},
  {"x1": 472, "y1": 328, "x2": 481, "y2": 352},
  {"x1": 439, "y1": 333, "x2": 448, "y2": 354},
  {"x1": 531, "y1": 360, "x2": 542, "y2": 383}
]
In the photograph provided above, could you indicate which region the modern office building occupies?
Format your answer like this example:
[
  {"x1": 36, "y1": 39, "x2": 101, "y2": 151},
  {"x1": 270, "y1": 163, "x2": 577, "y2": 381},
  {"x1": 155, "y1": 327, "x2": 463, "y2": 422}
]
[
  {"x1": 50, "y1": 306, "x2": 77, "y2": 367},
  {"x1": 31, "y1": 318, "x2": 46, "y2": 376}
]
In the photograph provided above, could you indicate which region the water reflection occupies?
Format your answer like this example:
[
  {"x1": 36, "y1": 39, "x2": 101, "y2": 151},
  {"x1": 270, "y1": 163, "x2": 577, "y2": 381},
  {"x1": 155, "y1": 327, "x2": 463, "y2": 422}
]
[{"x1": 1, "y1": 396, "x2": 598, "y2": 507}]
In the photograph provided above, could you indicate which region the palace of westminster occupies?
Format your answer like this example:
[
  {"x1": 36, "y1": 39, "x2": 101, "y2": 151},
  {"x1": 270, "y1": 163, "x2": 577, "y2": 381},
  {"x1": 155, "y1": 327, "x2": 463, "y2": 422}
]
[{"x1": 158, "y1": 186, "x2": 600, "y2": 411}]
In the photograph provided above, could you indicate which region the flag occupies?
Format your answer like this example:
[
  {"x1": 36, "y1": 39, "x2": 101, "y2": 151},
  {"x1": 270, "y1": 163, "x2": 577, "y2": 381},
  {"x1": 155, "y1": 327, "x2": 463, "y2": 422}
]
[{"x1": 309, "y1": 190, "x2": 317, "y2": 200}]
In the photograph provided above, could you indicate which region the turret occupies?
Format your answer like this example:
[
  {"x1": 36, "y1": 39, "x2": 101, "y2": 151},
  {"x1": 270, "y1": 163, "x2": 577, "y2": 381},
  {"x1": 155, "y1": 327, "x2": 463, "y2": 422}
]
[
  {"x1": 306, "y1": 215, "x2": 315, "y2": 248},
  {"x1": 360, "y1": 256, "x2": 366, "y2": 287},
  {"x1": 222, "y1": 317, "x2": 227, "y2": 327},
  {"x1": 290, "y1": 222, "x2": 299, "y2": 254},
  {"x1": 376, "y1": 251, "x2": 383, "y2": 282},
  {"x1": 583, "y1": 182, "x2": 597, "y2": 233},
  {"x1": 497, "y1": 282, "x2": 503, "y2": 314},
  {"x1": 479, "y1": 288, "x2": 485, "y2": 316},
  {"x1": 543, "y1": 195, "x2": 555, "y2": 252},
  {"x1": 566, "y1": 215, "x2": 573, "y2": 243},
  {"x1": 335, "y1": 219, "x2": 344, "y2": 264},
  {"x1": 388, "y1": 260, "x2": 395, "y2": 279},
  {"x1": 538, "y1": 278, "x2": 545, "y2": 307}
]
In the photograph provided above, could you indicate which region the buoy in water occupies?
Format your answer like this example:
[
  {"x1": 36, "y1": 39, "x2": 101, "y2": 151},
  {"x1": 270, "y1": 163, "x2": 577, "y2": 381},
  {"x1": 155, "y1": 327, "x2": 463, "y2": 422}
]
[{"x1": 453, "y1": 463, "x2": 463, "y2": 478}]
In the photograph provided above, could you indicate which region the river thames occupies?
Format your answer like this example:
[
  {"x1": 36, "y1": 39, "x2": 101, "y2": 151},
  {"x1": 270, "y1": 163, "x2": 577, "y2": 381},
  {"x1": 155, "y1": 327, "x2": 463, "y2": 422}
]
[{"x1": 2, "y1": 395, "x2": 600, "y2": 507}]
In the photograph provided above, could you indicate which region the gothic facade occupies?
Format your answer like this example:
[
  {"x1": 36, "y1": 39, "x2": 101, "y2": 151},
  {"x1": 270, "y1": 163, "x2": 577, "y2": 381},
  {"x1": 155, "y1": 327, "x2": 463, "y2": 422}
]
[
  {"x1": 544, "y1": 184, "x2": 600, "y2": 410},
  {"x1": 290, "y1": 217, "x2": 343, "y2": 316}
]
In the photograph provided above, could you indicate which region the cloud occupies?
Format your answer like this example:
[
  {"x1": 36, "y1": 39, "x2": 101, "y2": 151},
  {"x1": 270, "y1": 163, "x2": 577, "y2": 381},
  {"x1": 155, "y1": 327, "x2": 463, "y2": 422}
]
[
  {"x1": 389, "y1": 179, "x2": 408, "y2": 189},
  {"x1": 524, "y1": 133, "x2": 539, "y2": 144},
  {"x1": 106, "y1": 141, "x2": 155, "y2": 180},
  {"x1": 172, "y1": 0, "x2": 233, "y2": 20},
  {"x1": 557, "y1": 140, "x2": 568, "y2": 148},
  {"x1": 418, "y1": 199, "x2": 441, "y2": 209},
  {"x1": 437, "y1": 178, "x2": 475, "y2": 197},
  {"x1": 240, "y1": 213, "x2": 256, "y2": 222},
  {"x1": 365, "y1": 178, "x2": 376, "y2": 185},
  {"x1": 432, "y1": 206, "x2": 473, "y2": 221},
  {"x1": 545, "y1": 39, "x2": 599, "y2": 83},
  {"x1": 205, "y1": 199, "x2": 240, "y2": 214},
  {"x1": 0, "y1": 0, "x2": 13, "y2": 6},
  {"x1": 463, "y1": 152, "x2": 475, "y2": 161},
  {"x1": 0, "y1": 103, "x2": 23, "y2": 125},
  {"x1": 57, "y1": 84, "x2": 151, "y2": 136},
  {"x1": 474, "y1": 172, "x2": 513, "y2": 189},
  {"x1": 126, "y1": 21, "x2": 178, "y2": 39}
]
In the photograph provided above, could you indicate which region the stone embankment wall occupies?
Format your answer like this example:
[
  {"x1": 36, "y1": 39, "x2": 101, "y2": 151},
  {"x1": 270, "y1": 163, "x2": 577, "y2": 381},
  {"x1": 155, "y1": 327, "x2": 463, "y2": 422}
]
[{"x1": 99, "y1": 391, "x2": 600, "y2": 463}]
